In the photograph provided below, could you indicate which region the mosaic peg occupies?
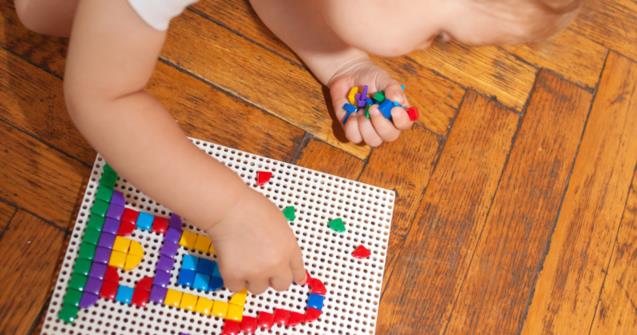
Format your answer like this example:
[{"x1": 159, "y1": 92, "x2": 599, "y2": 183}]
[
  {"x1": 256, "y1": 170, "x2": 272, "y2": 186},
  {"x1": 282, "y1": 206, "x2": 296, "y2": 221}
]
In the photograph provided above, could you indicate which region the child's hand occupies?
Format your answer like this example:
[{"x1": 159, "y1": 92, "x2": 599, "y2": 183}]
[
  {"x1": 207, "y1": 187, "x2": 306, "y2": 294},
  {"x1": 329, "y1": 59, "x2": 415, "y2": 147}
]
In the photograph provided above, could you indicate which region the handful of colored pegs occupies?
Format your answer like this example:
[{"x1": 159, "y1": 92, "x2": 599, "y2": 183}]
[{"x1": 341, "y1": 85, "x2": 419, "y2": 124}]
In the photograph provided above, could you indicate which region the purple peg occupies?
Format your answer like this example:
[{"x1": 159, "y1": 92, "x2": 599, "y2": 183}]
[
  {"x1": 106, "y1": 204, "x2": 124, "y2": 220},
  {"x1": 79, "y1": 291, "x2": 100, "y2": 309},
  {"x1": 94, "y1": 247, "x2": 111, "y2": 264},
  {"x1": 160, "y1": 242, "x2": 179, "y2": 256},
  {"x1": 102, "y1": 217, "x2": 120, "y2": 234},
  {"x1": 84, "y1": 277, "x2": 103, "y2": 294},
  {"x1": 361, "y1": 85, "x2": 369, "y2": 98},
  {"x1": 164, "y1": 228, "x2": 182, "y2": 244},
  {"x1": 110, "y1": 191, "x2": 126, "y2": 207},
  {"x1": 98, "y1": 232, "x2": 116, "y2": 249},
  {"x1": 89, "y1": 262, "x2": 107, "y2": 279},
  {"x1": 149, "y1": 285, "x2": 168, "y2": 304},
  {"x1": 169, "y1": 214, "x2": 182, "y2": 230},
  {"x1": 154, "y1": 270, "x2": 171, "y2": 287},
  {"x1": 156, "y1": 255, "x2": 176, "y2": 272}
]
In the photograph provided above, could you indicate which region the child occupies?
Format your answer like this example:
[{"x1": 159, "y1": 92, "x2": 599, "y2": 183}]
[{"x1": 14, "y1": 0, "x2": 580, "y2": 294}]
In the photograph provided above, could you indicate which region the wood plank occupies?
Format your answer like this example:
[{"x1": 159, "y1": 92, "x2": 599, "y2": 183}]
[
  {"x1": 0, "y1": 121, "x2": 89, "y2": 226},
  {"x1": 445, "y1": 71, "x2": 592, "y2": 334},
  {"x1": 505, "y1": 28, "x2": 607, "y2": 88},
  {"x1": 192, "y1": 0, "x2": 295, "y2": 61},
  {"x1": 195, "y1": 0, "x2": 464, "y2": 136},
  {"x1": 521, "y1": 52, "x2": 637, "y2": 335},
  {"x1": 0, "y1": 211, "x2": 65, "y2": 335},
  {"x1": 358, "y1": 125, "x2": 441, "y2": 293},
  {"x1": 0, "y1": 6, "x2": 305, "y2": 164},
  {"x1": 378, "y1": 92, "x2": 519, "y2": 334},
  {"x1": 359, "y1": 125, "x2": 439, "y2": 238},
  {"x1": 0, "y1": 201, "x2": 16, "y2": 232},
  {"x1": 164, "y1": 10, "x2": 370, "y2": 159},
  {"x1": 0, "y1": 1, "x2": 67, "y2": 76},
  {"x1": 573, "y1": 0, "x2": 637, "y2": 62},
  {"x1": 590, "y1": 172, "x2": 637, "y2": 335},
  {"x1": 374, "y1": 57, "x2": 464, "y2": 135},
  {"x1": 0, "y1": 49, "x2": 94, "y2": 163},
  {"x1": 409, "y1": 42, "x2": 537, "y2": 111},
  {"x1": 148, "y1": 62, "x2": 305, "y2": 162},
  {"x1": 296, "y1": 139, "x2": 364, "y2": 180}
]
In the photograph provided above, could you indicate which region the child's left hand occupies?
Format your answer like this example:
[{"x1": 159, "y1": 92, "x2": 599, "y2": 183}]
[{"x1": 328, "y1": 59, "x2": 415, "y2": 147}]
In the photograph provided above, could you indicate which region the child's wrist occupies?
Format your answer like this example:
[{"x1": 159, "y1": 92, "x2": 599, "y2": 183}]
[
  {"x1": 326, "y1": 55, "x2": 371, "y2": 86},
  {"x1": 201, "y1": 182, "x2": 252, "y2": 235}
]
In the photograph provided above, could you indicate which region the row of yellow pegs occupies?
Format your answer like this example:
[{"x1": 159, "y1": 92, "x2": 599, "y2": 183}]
[
  {"x1": 180, "y1": 230, "x2": 216, "y2": 255},
  {"x1": 163, "y1": 289, "x2": 247, "y2": 321}
]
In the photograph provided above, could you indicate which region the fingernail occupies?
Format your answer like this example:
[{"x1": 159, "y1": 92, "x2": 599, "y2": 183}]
[{"x1": 370, "y1": 106, "x2": 381, "y2": 117}]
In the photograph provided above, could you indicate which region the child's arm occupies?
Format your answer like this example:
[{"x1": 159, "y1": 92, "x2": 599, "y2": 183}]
[
  {"x1": 250, "y1": 0, "x2": 415, "y2": 147},
  {"x1": 65, "y1": 0, "x2": 305, "y2": 293}
]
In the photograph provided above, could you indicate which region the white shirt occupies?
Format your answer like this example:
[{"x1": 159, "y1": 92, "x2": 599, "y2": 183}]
[{"x1": 128, "y1": 0, "x2": 199, "y2": 31}]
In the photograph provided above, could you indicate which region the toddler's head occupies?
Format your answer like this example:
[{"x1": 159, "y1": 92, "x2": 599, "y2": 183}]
[{"x1": 322, "y1": 0, "x2": 581, "y2": 56}]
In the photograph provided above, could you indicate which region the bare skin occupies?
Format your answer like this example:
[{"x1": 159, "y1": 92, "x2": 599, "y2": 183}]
[{"x1": 14, "y1": 0, "x2": 577, "y2": 293}]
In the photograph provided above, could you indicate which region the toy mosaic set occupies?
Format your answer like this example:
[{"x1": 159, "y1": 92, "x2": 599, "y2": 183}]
[{"x1": 41, "y1": 139, "x2": 395, "y2": 334}]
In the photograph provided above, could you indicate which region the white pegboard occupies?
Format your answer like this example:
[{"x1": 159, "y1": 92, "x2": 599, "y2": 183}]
[{"x1": 42, "y1": 138, "x2": 395, "y2": 335}]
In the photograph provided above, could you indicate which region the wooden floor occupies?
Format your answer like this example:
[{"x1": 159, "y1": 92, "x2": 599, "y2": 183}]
[{"x1": 1, "y1": 0, "x2": 636, "y2": 334}]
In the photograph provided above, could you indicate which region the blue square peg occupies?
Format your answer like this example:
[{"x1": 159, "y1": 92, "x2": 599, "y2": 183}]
[
  {"x1": 136, "y1": 212, "x2": 154, "y2": 231},
  {"x1": 177, "y1": 269, "x2": 196, "y2": 287},
  {"x1": 181, "y1": 254, "x2": 198, "y2": 271},
  {"x1": 192, "y1": 273, "x2": 210, "y2": 291},
  {"x1": 115, "y1": 285, "x2": 134, "y2": 305},
  {"x1": 196, "y1": 258, "x2": 214, "y2": 274},
  {"x1": 307, "y1": 293, "x2": 324, "y2": 310}
]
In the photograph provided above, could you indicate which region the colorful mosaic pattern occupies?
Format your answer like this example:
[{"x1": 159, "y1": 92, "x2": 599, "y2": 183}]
[{"x1": 57, "y1": 164, "x2": 327, "y2": 334}]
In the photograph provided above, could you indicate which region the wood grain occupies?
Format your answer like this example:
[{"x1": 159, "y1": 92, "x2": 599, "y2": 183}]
[
  {"x1": 0, "y1": 6, "x2": 305, "y2": 164},
  {"x1": 521, "y1": 52, "x2": 637, "y2": 335},
  {"x1": 358, "y1": 125, "x2": 441, "y2": 293},
  {"x1": 505, "y1": 28, "x2": 607, "y2": 88},
  {"x1": 164, "y1": 10, "x2": 370, "y2": 159},
  {"x1": 0, "y1": 49, "x2": 94, "y2": 163},
  {"x1": 445, "y1": 71, "x2": 592, "y2": 335},
  {"x1": 148, "y1": 62, "x2": 305, "y2": 162},
  {"x1": 0, "y1": 211, "x2": 65, "y2": 335},
  {"x1": 0, "y1": 201, "x2": 16, "y2": 232},
  {"x1": 574, "y1": 0, "x2": 637, "y2": 62},
  {"x1": 191, "y1": 0, "x2": 466, "y2": 136},
  {"x1": 192, "y1": 0, "x2": 295, "y2": 61},
  {"x1": 0, "y1": 120, "x2": 89, "y2": 226},
  {"x1": 359, "y1": 125, "x2": 439, "y2": 238},
  {"x1": 378, "y1": 92, "x2": 518, "y2": 334},
  {"x1": 410, "y1": 42, "x2": 537, "y2": 111},
  {"x1": 295, "y1": 139, "x2": 364, "y2": 180},
  {"x1": 0, "y1": 1, "x2": 67, "y2": 76},
  {"x1": 375, "y1": 58, "x2": 464, "y2": 135},
  {"x1": 590, "y1": 172, "x2": 637, "y2": 335}
]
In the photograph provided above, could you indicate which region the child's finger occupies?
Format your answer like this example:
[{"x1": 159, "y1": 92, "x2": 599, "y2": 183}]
[
  {"x1": 391, "y1": 107, "x2": 413, "y2": 130},
  {"x1": 384, "y1": 82, "x2": 409, "y2": 106},
  {"x1": 291, "y1": 250, "x2": 307, "y2": 285},
  {"x1": 344, "y1": 112, "x2": 363, "y2": 144},
  {"x1": 330, "y1": 77, "x2": 355, "y2": 124},
  {"x1": 369, "y1": 105, "x2": 400, "y2": 142},
  {"x1": 270, "y1": 271, "x2": 294, "y2": 291},
  {"x1": 224, "y1": 276, "x2": 247, "y2": 293},
  {"x1": 358, "y1": 115, "x2": 384, "y2": 147},
  {"x1": 247, "y1": 278, "x2": 269, "y2": 295}
]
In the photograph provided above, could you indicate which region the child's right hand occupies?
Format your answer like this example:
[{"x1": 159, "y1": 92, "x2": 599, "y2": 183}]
[
  {"x1": 328, "y1": 59, "x2": 415, "y2": 147},
  {"x1": 206, "y1": 187, "x2": 307, "y2": 294}
]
